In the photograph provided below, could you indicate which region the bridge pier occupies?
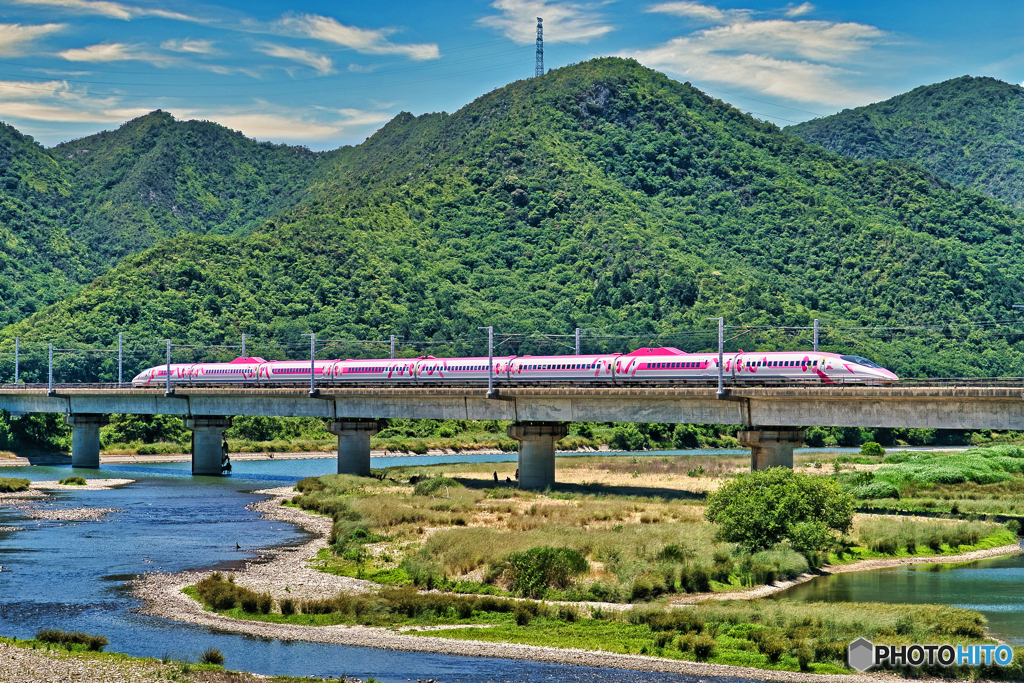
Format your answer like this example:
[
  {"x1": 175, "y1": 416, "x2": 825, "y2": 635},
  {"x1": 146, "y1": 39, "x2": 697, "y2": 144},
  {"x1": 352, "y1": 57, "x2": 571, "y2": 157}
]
[
  {"x1": 507, "y1": 422, "x2": 567, "y2": 490},
  {"x1": 64, "y1": 414, "x2": 109, "y2": 468},
  {"x1": 329, "y1": 420, "x2": 380, "y2": 476},
  {"x1": 738, "y1": 428, "x2": 804, "y2": 471},
  {"x1": 185, "y1": 416, "x2": 232, "y2": 476}
]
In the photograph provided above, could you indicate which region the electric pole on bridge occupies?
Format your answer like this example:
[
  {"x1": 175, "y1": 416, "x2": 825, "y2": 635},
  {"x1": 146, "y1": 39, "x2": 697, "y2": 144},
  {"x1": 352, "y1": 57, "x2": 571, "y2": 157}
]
[
  {"x1": 241, "y1": 333, "x2": 246, "y2": 359},
  {"x1": 479, "y1": 326, "x2": 494, "y2": 397},
  {"x1": 163, "y1": 339, "x2": 172, "y2": 396},
  {"x1": 118, "y1": 332, "x2": 122, "y2": 387},
  {"x1": 575, "y1": 328, "x2": 580, "y2": 355},
  {"x1": 707, "y1": 317, "x2": 724, "y2": 396},
  {"x1": 390, "y1": 335, "x2": 402, "y2": 360},
  {"x1": 14, "y1": 337, "x2": 18, "y2": 385},
  {"x1": 302, "y1": 333, "x2": 317, "y2": 396},
  {"x1": 813, "y1": 319, "x2": 819, "y2": 352},
  {"x1": 47, "y1": 343, "x2": 54, "y2": 396}
]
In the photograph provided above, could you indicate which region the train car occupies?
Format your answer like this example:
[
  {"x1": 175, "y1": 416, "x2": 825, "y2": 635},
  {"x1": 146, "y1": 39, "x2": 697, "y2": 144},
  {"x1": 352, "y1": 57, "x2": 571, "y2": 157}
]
[
  {"x1": 412, "y1": 356, "x2": 516, "y2": 382},
  {"x1": 132, "y1": 348, "x2": 897, "y2": 387},
  {"x1": 509, "y1": 354, "x2": 619, "y2": 381}
]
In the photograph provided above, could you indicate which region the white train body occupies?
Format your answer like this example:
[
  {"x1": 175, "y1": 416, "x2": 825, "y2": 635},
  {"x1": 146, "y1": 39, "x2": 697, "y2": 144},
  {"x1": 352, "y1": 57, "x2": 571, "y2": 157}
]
[{"x1": 131, "y1": 347, "x2": 897, "y2": 387}]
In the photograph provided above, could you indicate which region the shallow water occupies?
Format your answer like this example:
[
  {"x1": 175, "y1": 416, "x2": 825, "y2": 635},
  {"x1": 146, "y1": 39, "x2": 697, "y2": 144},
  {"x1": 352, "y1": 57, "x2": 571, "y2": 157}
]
[
  {"x1": 771, "y1": 553, "x2": 1024, "y2": 646},
  {"x1": 0, "y1": 458, "x2": 766, "y2": 682}
]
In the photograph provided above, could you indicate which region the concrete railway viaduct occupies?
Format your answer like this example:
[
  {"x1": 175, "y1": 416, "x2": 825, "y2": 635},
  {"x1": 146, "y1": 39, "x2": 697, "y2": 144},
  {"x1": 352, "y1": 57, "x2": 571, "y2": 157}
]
[{"x1": 1, "y1": 385, "x2": 1022, "y2": 488}]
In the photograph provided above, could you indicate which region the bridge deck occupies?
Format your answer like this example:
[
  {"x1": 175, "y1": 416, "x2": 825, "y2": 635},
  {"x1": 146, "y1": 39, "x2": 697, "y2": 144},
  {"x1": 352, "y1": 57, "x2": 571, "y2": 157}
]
[{"x1": 0, "y1": 384, "x2": 1021, "y2": 430}]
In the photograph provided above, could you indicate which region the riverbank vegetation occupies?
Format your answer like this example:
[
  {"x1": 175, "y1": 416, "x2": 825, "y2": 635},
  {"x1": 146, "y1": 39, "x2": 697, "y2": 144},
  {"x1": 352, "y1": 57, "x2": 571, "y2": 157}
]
[
  {"x1": 184, "y1": 574, "x2": 1019, "y2": 678},
  {"x1": 839, "y1": 445, "x2": 1024, "y2": 519},
  {"x1": 285, "y1": 459, "x2": 1014, "y2": 603},
  {"x1": 0, "y1": 476, "x2": 29, "y2": 492}
]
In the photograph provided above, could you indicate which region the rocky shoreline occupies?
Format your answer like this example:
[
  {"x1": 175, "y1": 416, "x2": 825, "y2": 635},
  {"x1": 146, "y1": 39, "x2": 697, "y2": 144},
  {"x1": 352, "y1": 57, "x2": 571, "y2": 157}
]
[{"x1": 130, "y1": 486, "x2": 1020, "y2": 682}]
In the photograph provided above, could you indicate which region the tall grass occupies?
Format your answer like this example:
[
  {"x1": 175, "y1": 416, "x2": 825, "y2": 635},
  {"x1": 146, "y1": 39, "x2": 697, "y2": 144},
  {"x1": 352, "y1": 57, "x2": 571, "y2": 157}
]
[
  {"x1": 0, "y1": 477, "x2": 30, "y2": 493},
  {"x1": 854, "y1": 517, "x2": 999, "y2": 552}
]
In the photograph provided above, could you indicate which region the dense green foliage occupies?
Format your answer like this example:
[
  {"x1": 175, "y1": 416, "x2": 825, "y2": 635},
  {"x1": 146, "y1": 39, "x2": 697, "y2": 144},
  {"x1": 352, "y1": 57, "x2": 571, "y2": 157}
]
[
  {"x1": 0, "y1": 123, "x2": 95, "y2": 324},
  {"x1": 704, "y1": 469, "x2": 855, "y2": 551},
  {"x1": 844, "y1": 445, "x2": 1024, "y2": 499},
  {"x1": 505, "y1": 546, "x2": 589, "y2": 597},
  {"x1": 790, "y1": 76, "x2": 1024, "y2": 207},
  {"x1": 53, "y1": 111, "x2": 328, "y2": 262},
  {"x1": 7, "y1": 59, "x2": 1024, "y2": 381}
]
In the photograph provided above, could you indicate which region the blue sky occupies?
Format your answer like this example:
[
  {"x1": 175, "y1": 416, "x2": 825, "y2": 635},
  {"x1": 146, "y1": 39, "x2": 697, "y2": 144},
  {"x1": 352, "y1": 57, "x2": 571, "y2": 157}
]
[{"x1": 0, "y1": 0, "x2": 1021, "y2": 149}]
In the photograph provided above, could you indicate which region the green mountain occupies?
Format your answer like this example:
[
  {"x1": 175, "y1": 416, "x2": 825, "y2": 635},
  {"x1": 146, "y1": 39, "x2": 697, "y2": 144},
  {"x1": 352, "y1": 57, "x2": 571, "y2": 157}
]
[
  {"x1": 0, "y1": 122, "x2": 95, "y2": 325},
  {"x1": 54, "y1": 110, "x2": 328, "y2": 262},
  {"x1": 788, "y1": 76, "x2": 1024, "y2": 207},
  {"x1": 7, "y1": 58, "x2": 1024, "y2": 381}
]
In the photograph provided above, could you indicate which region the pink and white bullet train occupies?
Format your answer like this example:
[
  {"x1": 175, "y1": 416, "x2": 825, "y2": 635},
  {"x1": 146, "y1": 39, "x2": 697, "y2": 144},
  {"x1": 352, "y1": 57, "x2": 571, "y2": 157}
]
[{"x1": 131, "y1": 346, "x2": 898, "y2": 387}]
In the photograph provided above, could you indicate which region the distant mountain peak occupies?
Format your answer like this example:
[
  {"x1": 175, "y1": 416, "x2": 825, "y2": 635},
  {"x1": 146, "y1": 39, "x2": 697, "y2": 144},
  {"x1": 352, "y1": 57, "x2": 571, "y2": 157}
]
[{"x1": 788, "y1": 75, "x2": 1024, "y2": 207}]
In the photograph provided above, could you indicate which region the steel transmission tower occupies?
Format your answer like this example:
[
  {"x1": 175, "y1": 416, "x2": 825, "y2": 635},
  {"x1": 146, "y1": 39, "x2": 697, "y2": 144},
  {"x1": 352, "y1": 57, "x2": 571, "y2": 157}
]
[{"x1": 535, "y1": 17, "x2": 543, "y2": 77}]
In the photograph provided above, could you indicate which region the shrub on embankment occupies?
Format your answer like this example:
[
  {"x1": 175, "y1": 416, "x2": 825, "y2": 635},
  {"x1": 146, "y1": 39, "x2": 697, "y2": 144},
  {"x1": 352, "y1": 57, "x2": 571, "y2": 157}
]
[
  {"x1": 193, "y1": 572, "x2": 273, "y2": 614},
  {"x1": 0, "y1": 477, "x2": 29, "y2": 492},
  {"x1": 35, "y1": 628, "x2": 108, "y2": 651}
]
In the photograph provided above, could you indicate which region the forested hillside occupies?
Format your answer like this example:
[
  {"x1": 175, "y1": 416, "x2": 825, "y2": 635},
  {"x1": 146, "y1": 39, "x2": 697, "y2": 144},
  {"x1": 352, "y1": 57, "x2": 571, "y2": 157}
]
[
  {"x1": 7, "y1": 58, "x2": 1024, "y2": 380},
  {"x1": 54, "y1": 111, "x2": 329, "y2": 262},
  {"x1": 0, "y1": 123, "x2": 95, "y2": 325},
  {"x1": 789, "y1": 76, "x2": 1024, "y2": 207}
]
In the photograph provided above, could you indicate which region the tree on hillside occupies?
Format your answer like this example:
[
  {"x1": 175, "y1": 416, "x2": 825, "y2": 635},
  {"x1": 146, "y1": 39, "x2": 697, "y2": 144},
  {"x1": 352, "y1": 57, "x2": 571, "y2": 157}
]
[{"x1": 703, "y1": 468, "x2": 854, "y2": 552}]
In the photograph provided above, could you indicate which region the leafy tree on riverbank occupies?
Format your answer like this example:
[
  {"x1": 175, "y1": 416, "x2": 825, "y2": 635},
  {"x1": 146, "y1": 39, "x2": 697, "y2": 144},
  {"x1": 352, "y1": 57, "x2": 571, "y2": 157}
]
[{"x1": 704, "y1": 468, "x2": 855, "y2": 552}]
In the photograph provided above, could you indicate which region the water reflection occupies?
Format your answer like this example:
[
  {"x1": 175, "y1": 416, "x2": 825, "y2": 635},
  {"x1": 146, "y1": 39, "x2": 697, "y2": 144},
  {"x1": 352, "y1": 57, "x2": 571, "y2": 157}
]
[{"x1": 772, "y1": 555, "x2": 1024, "y2": 646}]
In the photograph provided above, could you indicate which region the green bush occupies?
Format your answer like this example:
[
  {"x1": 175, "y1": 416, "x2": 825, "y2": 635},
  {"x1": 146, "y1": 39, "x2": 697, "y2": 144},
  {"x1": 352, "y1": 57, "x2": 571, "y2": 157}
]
[
  {"x1": 704, "y1": 468, "x2": 854, "y2": 551},
  {"x1": 58, "y1": 476, "x2": 87, "y2": 486},
  {"x1": 693, "y1": 634, "x2": 716, "y2": 660},
  {"x1": 506, "y1": 546, "x2": 588, "y2": 598},
  {"x1": 758, "y1": 636, "x2": 789, "y2": 664},
  {"x1": 0, "y1": 477, "x2": 30, "y2": 493},
  {"x1": 859, "y1": 441, "x2": 885, "y2": 456},
  {"x1": 871, "y1": 538, "x2": 899, "y2": 555},
  {"x1": 35, "y1": 629, "x2": 108, "y2": 652},
  {"x1": 295, "y1": 477, "x2": 326, "y2": 493},
  {"x1": 280, "y1": 598, "x2": 296, "y2": 615},
  {"x1": 199, "y1": 647, "x2": 225, "y2": 665},
  {"x1": 610, "y1": 423, "x2": 646, "y2": 451},
  {"x1": 413, "y1": 476, "x2": 463, "y2": 497},
  {"x1": 1007, "y1": 519, "x2": 1021, "y2": 536}
]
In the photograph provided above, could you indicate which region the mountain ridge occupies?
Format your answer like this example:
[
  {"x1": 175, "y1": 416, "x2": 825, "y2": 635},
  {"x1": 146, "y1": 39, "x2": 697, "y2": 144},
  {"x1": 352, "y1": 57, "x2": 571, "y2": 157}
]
[
  {"x1": 5, "y1": 58, "x2": 1024, "y2": 382},
  {"x1": 788, "y1": 75, "x2": 1024, "y2": 207}
]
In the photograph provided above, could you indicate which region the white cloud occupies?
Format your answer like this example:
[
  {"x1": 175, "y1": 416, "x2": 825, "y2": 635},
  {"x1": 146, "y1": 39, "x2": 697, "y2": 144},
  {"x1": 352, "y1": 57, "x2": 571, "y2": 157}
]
[
  {"x1": 626, "y1": 2, "x2": 888, "y2": 107},
  {"x1": 161, "y1": 39, "x2": 216, "y2": 54},
  {"x1": 785, "y1": 3, "x2": 815, "y2": 17},
  {"x1": 646, "y1": 2, "x2": 733, "y2": 22},
  {"x1": 477, "y1": 0, "x2": 614, "y2": 44},
  {"x1": 276, "y1": 14, "x2": 440, "y2": 61},
  {"x1": 0, "y1": 79, "x2": 149, "y2": 123},
  {"x1": 175, "y1": 105, "x2": 393, "y2": 142},
  {"x1": 12, "y1": 0, "x2": 202, "y2": 22},
  {"x1": 58, "y1": 42, "x2": 172, "y2": 67},
  {"x1": 0, "y1": 23, "x2": 64, "y2": 56},
  {"x1": 257, "y1": 43, "x2": 334, "y2": 75}
]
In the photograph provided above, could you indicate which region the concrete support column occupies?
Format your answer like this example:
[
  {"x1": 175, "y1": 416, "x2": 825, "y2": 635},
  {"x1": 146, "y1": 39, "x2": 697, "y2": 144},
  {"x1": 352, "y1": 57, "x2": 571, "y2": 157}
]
[
  {"x1": 507, "y1": 422, "x2": 567, "y2": 490},
  {"x1": 328, "y1": 420, "x2": 380, "y2": 476},
  {"x1": 64, "y1": 414, "x2": 109, "y2": 468},
  {"x1": 737, "y1": 428, "x2": 804, "y2": 471},
  {"x1": 184, "y1": 416, "x2": 233, "y2": 476}
]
